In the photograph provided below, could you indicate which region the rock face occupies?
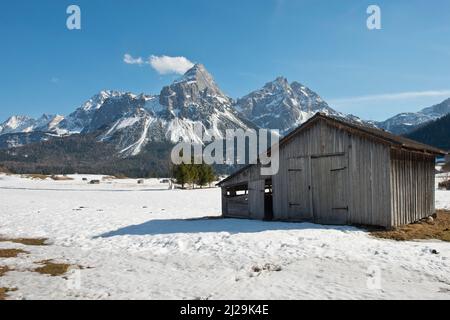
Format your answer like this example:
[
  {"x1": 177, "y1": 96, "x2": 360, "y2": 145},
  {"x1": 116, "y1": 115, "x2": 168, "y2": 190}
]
[
  {"x1": 157, "y1": 63, "x2": 252, "y2": 136},
  {"x1": 235, "y1": 77, "x2": 337, "y2": 134},
  {"x1": 159, "y1": 64, "x2": 230, "y2": 113},
  {"x1": 58, "y1": 90, "x2": 125, "y2": 134},
  {"x1": 377, "y1": 98, "x2": 450, "y2": 135}
]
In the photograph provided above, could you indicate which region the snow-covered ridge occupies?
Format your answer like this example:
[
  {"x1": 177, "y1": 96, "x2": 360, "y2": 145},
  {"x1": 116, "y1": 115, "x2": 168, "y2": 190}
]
[
  {"x1": 0, "y1": 114, "x2": 64, "y2": 136},
  {"x1": 377, "y1": 98, "x2": 450, "y2": 135},
  {"x1": 234, "y1": 77, "x2": 343, "y2": 134}
]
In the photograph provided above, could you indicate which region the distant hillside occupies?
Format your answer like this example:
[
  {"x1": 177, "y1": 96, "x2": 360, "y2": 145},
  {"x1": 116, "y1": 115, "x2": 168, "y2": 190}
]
[
  {"x1": 0, "y1": 133, "x2": 175, "y2": 178},
  {"x1": 0, "y1": 131, "x2": 238, "y2": 177},
  {"x1": 377, "y1": 98, "x2": 450, "y2": 135},
  {"x1": 405, "y1": 114, "x2": 450, "y2": 151}
]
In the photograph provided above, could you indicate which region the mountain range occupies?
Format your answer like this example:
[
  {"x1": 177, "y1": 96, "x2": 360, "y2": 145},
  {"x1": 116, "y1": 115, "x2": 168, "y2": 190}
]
[
  {"x1": 0, "y1": 64, "x2": 348, "y2": 155},
  {"x1": 0, "y1": 63, "x2": 449, "y2": 168},
  {"x1": 376, "y1": 98, "x2": 450, "y2": 135}
]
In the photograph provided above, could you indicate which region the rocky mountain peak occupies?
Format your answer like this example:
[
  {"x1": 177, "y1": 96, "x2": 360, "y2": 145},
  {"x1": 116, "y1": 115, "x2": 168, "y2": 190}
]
[
  {"x1": 264, "y1": 77, "x2": 290, "y2": 92},
  {"x1": 0, "y1": 115, "x2": 35, "y2": 135},
  {"x1": 81, "y1": 90, "x2": 125, "y2": 112},
  {"x1": 174, "y1": 63, "x2": 219, "y2": 92},
  {"x1": 159, "y1": 64, "x2": 231, "y2": 114},
  {"x1": 234, "y1": 77, "x2": 336, "y2": 133}
]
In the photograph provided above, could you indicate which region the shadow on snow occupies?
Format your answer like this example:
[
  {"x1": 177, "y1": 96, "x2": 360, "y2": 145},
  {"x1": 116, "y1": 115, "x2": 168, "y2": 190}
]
[{"x1": 98, "y1": 217, "x2": 360, "y2": 237}]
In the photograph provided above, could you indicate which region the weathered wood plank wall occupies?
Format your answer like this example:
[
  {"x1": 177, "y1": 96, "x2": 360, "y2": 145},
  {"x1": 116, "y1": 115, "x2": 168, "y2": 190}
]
[
  {"x1": 272, "y1": 119, "x2": 392, "y2": 227},
  {"x1": 390, "y1": 150, "x2": 435, "y2": 226}
]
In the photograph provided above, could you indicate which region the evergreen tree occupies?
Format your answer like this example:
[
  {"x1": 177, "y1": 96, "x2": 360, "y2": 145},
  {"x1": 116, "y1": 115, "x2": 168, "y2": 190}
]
[
  {"x1": 196, "y1": 163, "x2": 215, "y2": 188},
  {"x1": 173, "y1": 163, "x2": 190, "y2": 189},
  {"x1": 173, "y1": 161, "x2": 216, "y2": 189}
]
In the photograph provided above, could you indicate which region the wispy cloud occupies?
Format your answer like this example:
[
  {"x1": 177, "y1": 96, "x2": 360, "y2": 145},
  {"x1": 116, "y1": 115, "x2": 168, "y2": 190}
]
[
  {"x1": 330, "y1": 90, "x2": 450, "y2": 105},
  {"x1": 123, "y1": 54, "x2": 194, "y2": 75},
  {"x1": 123, "y1": 53, "x2": 144, "y2": 65}
]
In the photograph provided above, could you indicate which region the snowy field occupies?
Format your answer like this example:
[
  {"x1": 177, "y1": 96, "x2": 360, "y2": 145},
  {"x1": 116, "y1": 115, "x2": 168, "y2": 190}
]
[{"x1": 1, "y1": 173, "x2": 450, "y2": 300}]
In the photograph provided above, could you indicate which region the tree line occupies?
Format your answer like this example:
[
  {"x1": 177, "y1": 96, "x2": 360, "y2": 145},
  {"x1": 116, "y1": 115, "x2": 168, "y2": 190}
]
[{"x1": 173, "y1": 162, "x2": 216, "y2": 189}]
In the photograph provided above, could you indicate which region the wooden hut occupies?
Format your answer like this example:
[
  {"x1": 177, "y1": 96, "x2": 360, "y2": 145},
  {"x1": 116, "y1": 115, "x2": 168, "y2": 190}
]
[{"x1": 218, "y1": 113, "x2": 445, "y2": 228}]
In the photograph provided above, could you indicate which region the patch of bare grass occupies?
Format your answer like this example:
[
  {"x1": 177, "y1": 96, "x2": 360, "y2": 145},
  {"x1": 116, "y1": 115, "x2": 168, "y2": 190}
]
[
  {"x1": 33, "y1": 260, "x2": 74, "y2": 277},
  {"x1": 0, "y1": 166, "x2": 11, "y2": 174},
  {"x1": 371, "y1": 210, "x2": 450, "y2": 242},
  {"x1": 0, "y1": 287, "x2": 17, "y2": 300},
  {"x1": 23, "y1": 174, "x2": 49, "y2": 180},
  {"x1": 102, "y1": 174, "x2": 129, "y2": 180},
  {"x1": 113, "y1": 173, "x2": 129, "y2": 179},
  {"x1": 0, "y1": 237, "x2": 48, "y2": 246},
  {"x1": 0, "y1": 249, "x2": 28, "y2": 258},
  {"x1": 50, "y1": 175, "x2": 74, "y2": 181},
  {"x1": 0, "y1": 265, "x2": 11, "y2": 277}
]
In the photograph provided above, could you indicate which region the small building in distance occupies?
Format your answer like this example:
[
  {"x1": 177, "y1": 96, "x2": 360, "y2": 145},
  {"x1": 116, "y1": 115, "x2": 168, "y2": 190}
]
[{"x1": 218, "y1": 113, "x2": 445, "y2": 228}]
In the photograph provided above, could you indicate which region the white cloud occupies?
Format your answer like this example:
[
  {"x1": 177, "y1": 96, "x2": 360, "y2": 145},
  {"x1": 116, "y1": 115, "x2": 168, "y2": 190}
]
[
  {"x1": 123, "y1": 53, "x2": 144, "y2": 65},
  {"x1": 149, "y1": 55, "x2": 194, "y2": 75},
  {"x1": 123, "y1": 54, "x2": 194, "y2": 75},
  {"x1": 330, "y1": 90, "x2": 450, "y2": 105}
]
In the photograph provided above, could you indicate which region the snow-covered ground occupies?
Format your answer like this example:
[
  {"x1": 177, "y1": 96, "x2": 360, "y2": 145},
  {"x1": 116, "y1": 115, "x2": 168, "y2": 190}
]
[
  {"x1": 0, "y1": 173, "x2": 450, "y2": 300},
  {"x1": 437, "y1": 173, "x2": 450, "y2": 210}
]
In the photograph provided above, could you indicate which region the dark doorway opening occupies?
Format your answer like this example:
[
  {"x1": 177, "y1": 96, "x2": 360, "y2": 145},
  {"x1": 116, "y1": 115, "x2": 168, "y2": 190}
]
[
  {"x1": 264, "y1": 178, "x2": 273, "y2": 221},
  {"x1": 225, "y1": 183, "x2": 250, "y2": 217}
]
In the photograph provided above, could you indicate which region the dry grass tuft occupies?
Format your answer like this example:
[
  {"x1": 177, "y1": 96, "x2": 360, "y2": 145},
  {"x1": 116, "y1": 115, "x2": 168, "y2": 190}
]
[
  {"x1": 0, "y1": 237, "x2": 48, "y2": 246},
  {"x1": 0, "y1": 265, "x2": 11, "y2": 277},
  {"x1": 23, "y1": 174, "x2": 49, "y2": 180},
  {"x1": 371, "y1": 210, "x2": 450, "y2": 242},
  {"x1": 33, "y1": 260, "x2": 73, "y2": 277},
  {"x1": 21, "y1": 174, "x2": 74, "y2": 181},
  {"x1": 0, "y1": 287, "x2": 17, "y2": 300},
  {"x1": 102, "y1": 174, "x2": 128, "y2": 180},
  {"x1": 50, "y1": 175, "x2": 74, "y2": 181},
  {"x1": 0, "y1": 166, "x2": 11, "y2": 174},
  {"x1": 0, "y1": 249, "x2": 28, "y2": 258}
]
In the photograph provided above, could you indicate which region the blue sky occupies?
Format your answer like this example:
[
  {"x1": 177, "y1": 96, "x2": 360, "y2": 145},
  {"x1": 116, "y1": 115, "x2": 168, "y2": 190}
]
[{"x1": 1, "y1": 0, "x2": 450, "y2": 121}]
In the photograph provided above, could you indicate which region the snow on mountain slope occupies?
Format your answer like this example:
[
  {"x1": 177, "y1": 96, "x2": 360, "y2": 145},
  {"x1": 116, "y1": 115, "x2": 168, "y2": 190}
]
[
  {"x1": 57, "y1": 90, "x2": 125, "y2": 134},
  {"x1": 377, "y1": 98, "x2": 450, "y2": 135},
  {"x1": 0, "y1": 115, "x2": 39, "y2": 135},
  {"x1": 0, "y1": 114, "x2": 64, "y2": 136},
  {"x1": 100, "y1": 107, "x2": 160, "y2": 157},
  {"x1": 235, "y1": 77, "x2": 340, "y2": 134}
]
